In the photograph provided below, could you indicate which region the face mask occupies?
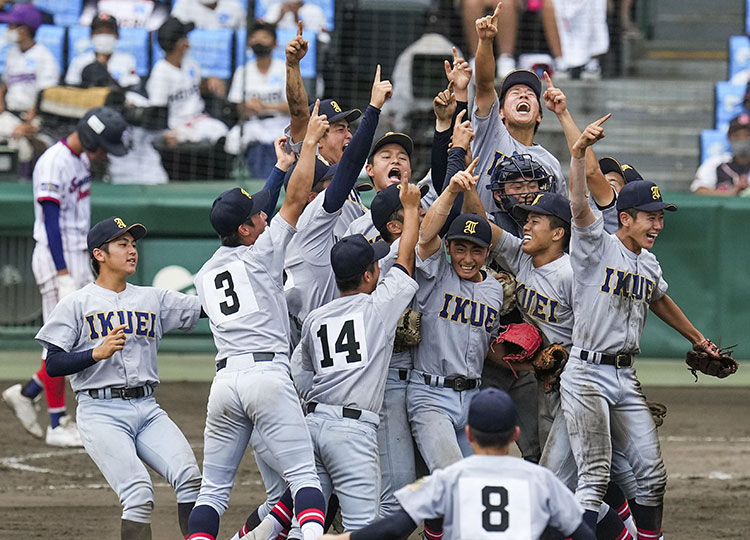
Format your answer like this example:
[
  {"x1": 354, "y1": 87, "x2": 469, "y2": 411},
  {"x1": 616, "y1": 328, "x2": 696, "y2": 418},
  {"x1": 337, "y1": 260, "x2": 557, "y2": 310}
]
[
  {"x1": 730, "y1": 139, "x2": 750, "y2": 158},
  {"x1": 4, "y1": 29, "x2": 19, "y2": 44},
  {"x1": 251, "y1": 43, "x2": 273, "y2": 58},
  {"x1": 92, "y1": 34, "x2": 117, "y2": 55}
]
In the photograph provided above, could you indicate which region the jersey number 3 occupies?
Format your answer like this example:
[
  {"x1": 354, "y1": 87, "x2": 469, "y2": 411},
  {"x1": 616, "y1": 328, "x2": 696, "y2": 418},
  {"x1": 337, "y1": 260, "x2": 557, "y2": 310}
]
[
  {"x1": 313, "y1": 312, "x2": 369, "y2": 372},
  {"x1": 201, "y1": 261, "x2": 259, "y2": 324}
]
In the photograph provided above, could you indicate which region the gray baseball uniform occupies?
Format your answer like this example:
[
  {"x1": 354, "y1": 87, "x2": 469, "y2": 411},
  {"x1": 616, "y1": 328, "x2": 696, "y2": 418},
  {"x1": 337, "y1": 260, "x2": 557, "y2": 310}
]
[
  {"x1": 35, "y1": 283, "x2": 202, "y2": 523},
  {"x1": 193, "y1": 213, "x2": 321, "y2": 516},
  {"x1": 472, "y1": 98, "x2": 567, "y2": 213},
  {"x1": 295, "y1": 265, "x2": 417, "y2": 530},
  {"x1": 562, "y1": 212, "x2": 668, "y2": 512},
  {"x1": 396, "y1": 454, "x2": 585, "y2": 540},
  {"x1": 407, "y1": 247, "x2": 503, "y2": 471}
]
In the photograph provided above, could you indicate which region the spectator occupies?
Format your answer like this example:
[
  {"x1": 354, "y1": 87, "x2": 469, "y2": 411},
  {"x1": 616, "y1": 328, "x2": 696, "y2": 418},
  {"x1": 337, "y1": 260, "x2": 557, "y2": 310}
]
[
  {"x1": 462, "y1": 0, "x2": 567, "y2": 78},
  {"x1": 553, "y1": 0, "x2": 609, "y2": 79},
  {"x1": 261, "y1": 0, "x2": 329, "y2": 42},
  {"x1": 171, "y1": 0, "x2": 246, "y2": 30},
  {"x1": 691, "y1": 113, "x2": 750, "y2": 197},
  {"x1": 225, "y1": 21, "x2": 290, "y2": 178},
  {"x1": 80, "y1": 0, "x2": 170, "y2": 31},
  {"x1": 0, "y1": 3, "x2": 58, "y2": 176},
  {"x1": 65, "y1": 13, "x2": 140, "y2": 89},
  {"x1": 146, "y1": 16, "x2": 228, "y2": 144}
]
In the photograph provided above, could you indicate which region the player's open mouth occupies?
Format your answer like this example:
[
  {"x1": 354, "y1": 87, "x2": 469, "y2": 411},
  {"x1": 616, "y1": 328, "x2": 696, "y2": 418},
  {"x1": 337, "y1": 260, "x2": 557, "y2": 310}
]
[
  {"x1": 522, "y1": 234, "x2": 532, "y2": 244},
  {"x1": 646, "y1": 233, "x2": 657, "y2": 241},
  {"x1": 459, "y1": 264, "x2": 475, "y2": 272},
  {"x1": 388, "y1": 167, "x2": 402, "y2": 180},
  {"x1": 517, "y1": 102, "x2": 531, "y2": 113}
]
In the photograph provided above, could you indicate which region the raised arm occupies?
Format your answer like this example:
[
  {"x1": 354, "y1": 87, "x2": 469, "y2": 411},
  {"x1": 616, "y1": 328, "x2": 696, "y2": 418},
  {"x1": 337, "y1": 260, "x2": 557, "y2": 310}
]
[
  {"x1": 286, "y1": 21, "x2": 311, "y2": 144},
  {"x1": 543, "y1": 72, "x2": 613, "y2": 205},
  {"x1": 395, "y1": 177, "x2": 421, "y2": 275},
  {"x1": 474, "y1": 3, "x2": 502, "y2": 117},
  {"x1": 419, "y1": 158, "x2": 479, "y2": 260},
  {"x1": 462, "y1": 180, "x2": 503, "y2": 247},
  {"x1": 280, "y1": 100, "x2": 329, "y2": 226},
  {"x1": 262, "y1": 136, "x2": 296, "y2": 216},
  {"x1": 570, "y1": 114, "x2": 610, "y2": 227}
]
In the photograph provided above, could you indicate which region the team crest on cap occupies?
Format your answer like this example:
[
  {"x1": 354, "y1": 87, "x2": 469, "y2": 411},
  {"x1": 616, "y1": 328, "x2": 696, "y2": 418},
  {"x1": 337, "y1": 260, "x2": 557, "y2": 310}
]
[
  {"x1": 114, "y1": 218, "x2": 126, "y2": 228},
  {"x1": 622, "y1": 164, "x2": 632, "y2": 171},
  {"x1": 651, "y1": 186, "x2": 661, "y2": 200},
  {"x1": 240, "y1": 188, "x2": 252, "y2": 199},
  {"x1": 330, "y1": 101, "x2": 342, "y2": 113},
  {"x1": 531, "y1": 193, "x2": 544, "y2": 205},
  {"x1": 464, "y1": 220, "x2": 478, "y2": 234}
]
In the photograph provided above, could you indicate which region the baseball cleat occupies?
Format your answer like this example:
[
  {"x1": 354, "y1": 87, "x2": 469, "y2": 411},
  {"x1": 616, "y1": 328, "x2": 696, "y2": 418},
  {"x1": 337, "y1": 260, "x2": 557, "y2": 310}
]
[
  {"x1": 45, "y1": 416, "x2": 84, "y2": 447},
  {"x1": 2, "y1": 383, "x2": 43, "y2": 438},
  {"x1": 240, "y1": 518, "x2": 274, "y2": 540}
]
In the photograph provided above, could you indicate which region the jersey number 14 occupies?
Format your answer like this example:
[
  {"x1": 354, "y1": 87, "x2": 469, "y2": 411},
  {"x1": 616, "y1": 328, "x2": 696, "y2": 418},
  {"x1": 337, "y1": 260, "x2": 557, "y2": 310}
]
[{"x1": 312, "y1": 312, "x2": 369, "y2": 372}]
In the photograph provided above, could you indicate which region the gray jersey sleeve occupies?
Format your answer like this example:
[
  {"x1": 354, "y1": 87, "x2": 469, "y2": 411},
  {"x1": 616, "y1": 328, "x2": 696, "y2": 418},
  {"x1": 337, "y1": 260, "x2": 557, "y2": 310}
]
[
  {"x1": 395, "y1": 470, "x2": 448, "y2": 523},
  {"x1": 291, "y1": 343, "x2": 313, "y2": 400},
  {"x1": 249, "y1": 213, "x2": 297, "y2": 282},
  {"x1": 35, "y1": 293, "x2": 83, "y2": 352},
  {"x1": 569, "y1": 211, "x2": 606, "y2": 280},
  {"x1": 491, "y1": 229, "x2": 523, "y2": 274},
  {"x1": 371, "y1": 266, "x2": 419, "y2": 329},
  {"x1": 156, "y1": 289, "x2": 202, "y2": 333},
  {"x1": 541, "y1": 468, "x2": 585, "y2": 536}
]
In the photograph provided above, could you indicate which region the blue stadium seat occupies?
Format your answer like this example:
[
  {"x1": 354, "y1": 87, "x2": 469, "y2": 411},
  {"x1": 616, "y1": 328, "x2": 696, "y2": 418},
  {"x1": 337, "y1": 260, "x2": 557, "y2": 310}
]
[
  {"x1": 729, "y1": 35, "x2": 750, "y2": 82},
  {"x1": 700, "y1": 129, "x2": 731, "y2": 163},
  {"x1": 152, "y1": 27, "x2": 233, "y2": 79},
  {"x1": 0, "y1": 24, "x2": 9, "y2": 74},
  {"x1": 68, "y1": 26, "x2": 150, "y2": 76},
  {"x1": 34, "y1": 0, "x2": 82, "y2": 27},
  {"x1": 254, "y1": 0, "x2": 335, "y2": 30},
  {"x1": 715, "y1": 82, "x2": 747, "y2": 132},
  {"x1": 235, "y1": 27, "x2": 317, "y2": 79},
  {"x1": 35, "y1": 24, "x2": 66, "y2": 73},
  {"x1": 747, "y1": 0, "x2": 750, "y2": 34}
]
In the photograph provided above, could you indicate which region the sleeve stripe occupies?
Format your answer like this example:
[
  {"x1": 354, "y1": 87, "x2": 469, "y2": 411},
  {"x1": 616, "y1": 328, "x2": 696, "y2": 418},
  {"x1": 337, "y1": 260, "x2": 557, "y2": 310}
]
[{"x1": 37, "y1": 196, "x2": 61, "y2": 205}]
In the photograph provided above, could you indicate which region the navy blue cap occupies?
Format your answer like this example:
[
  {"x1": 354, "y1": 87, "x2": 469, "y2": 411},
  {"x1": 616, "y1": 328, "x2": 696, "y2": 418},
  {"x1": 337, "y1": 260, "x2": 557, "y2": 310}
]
[
  {"x1": 599, "y1": 156, "x2": 624, "y2": 178},
  {"x1": 468, "y1": 388, "x2": 517, "y2": 433},
  {"x1": 88, "y1": 217, "x2": 146, "y2": 255},
  {"x1": 313, "y1": 99, "x2": 360, "y2": 125},
  {"x1": 210, "y1": 187, "x2": 270, "y2": 236},
  {"x1": 500, "y1": 69, "x2": 542, "y2": 102},
  {"x1": 619, "y1": 163, "x2": 643, "y2": 184},
  {"x1": 371, "y1": 182, "x2": 429, "y2": 233},
  {"x1": 616, "y1": 181, "x2": 677, "y2": 213},
  {"x1": 368, "y1": 132, "x2": 414, "y2": 161},
  {"x1": 331, "y1": 234, "x2": 390, "y2": 279},
  {"x1": 445, "y1": 213, "x2": 492, "y2": 248},
  {"x1": 514, "y1": 192, "x2": 572, "y2": 224},
  {"x1": 158, "y1": 17, "x2": 194, "y2": 52}
]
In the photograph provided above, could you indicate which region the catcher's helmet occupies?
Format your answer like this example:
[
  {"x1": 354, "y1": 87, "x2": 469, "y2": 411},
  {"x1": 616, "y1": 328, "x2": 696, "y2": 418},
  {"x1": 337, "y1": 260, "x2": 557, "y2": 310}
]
[
  {"x1": 76, "y1": 106, "x2": 130, "y2": 156},
  {"x1": 488, "y1": 152, "x2": 555, "y2": 213}
]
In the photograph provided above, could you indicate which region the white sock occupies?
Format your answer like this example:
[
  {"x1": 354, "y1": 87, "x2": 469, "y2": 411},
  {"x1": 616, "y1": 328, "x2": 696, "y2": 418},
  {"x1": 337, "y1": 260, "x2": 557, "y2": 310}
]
[
  {"x1": 623, "y1": 515, "x2": 637, "y2": 539},
  {"x1": 300, "y1": 522, "x2": 324, "y2": 540},
  {"x1": 241, "y1": 518, "x2": 277, "y2": 540}
]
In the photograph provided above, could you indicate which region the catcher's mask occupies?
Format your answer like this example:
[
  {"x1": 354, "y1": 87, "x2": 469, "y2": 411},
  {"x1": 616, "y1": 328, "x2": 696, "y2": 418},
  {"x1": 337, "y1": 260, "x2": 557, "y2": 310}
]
[{"x1": 488, "y1": 152, "x2": 555, "y2": 214}]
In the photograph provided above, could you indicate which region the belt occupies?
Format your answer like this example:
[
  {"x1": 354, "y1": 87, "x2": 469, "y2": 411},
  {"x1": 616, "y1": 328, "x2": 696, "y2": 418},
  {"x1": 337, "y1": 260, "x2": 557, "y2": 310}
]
[
  {"x1": 216, "y1": 352, "x2": 275, "y2": 371},
  {"x1": 398, "y1": 369, "x2": 408, "y2": 381},
  {"x1": 306, "y1": 402, "x2": 361, "y2": 420},
  {"x1": 87, "y1": 385, "x2": 152, "y2": 400},
  {"x1": 580, "y1": 349, "x2": 633, "y2": 368},
  {"x1": 423, "y1": 374, "x2": 480, "y2": 392}
]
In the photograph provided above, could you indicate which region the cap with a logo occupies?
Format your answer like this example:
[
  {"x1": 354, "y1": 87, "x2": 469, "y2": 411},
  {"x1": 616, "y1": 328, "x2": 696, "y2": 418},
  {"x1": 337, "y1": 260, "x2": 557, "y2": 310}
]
[
  {"x1": 445, "y1": 213, "x2": 492, "y2": 248},
  {"x1": 619, "y1": 163, "x2": 643, "y2": 184},
  {"x1": 468, "y1": 388, "x2": 517, "y2": 433},
  {"x1": 616, "y1": 180, "x2": 677, "y2": 213},
  {"x1": 77, "y1": 106, "x2": 130, "y2": 156},
  {"x1": 87, "y1": 217, "x2": 146, "y2": 255},
  {"x1": 500, "y1": 69, "x2": 542, "y2": 102},
  {"x1": 91, "y1": 12, "x2": 118, "y2": 32},
  {"x1": 514, "y1": 192, "x2": 572, "y2": 224},
  {"x1": 729, "y1": 113, "x2": 750, "y2": 135},
  {"x1": 313, "y1": 99, "x2": 360, "y2": 125},
  {"x1": 157, "y1": 17, "x2": 195, "y2": 52},
  {"x1": 371, "y1": 182, "x2": 429, "y2": 233},
  {"x1": 599, "y1": 156, "x2": 624, "y2": 178},
  {"x1": 0, "y1": 3, "x2": 42, "y2": 32},
  {"x1": 210, "y1": 187, "x2": 271, "y2": 236},
  {"x1": 368, "y1": 132, "x2": 414, "y2": 161},
  {"x1": 330, "y1": 234, "x2": 390, "y2": 279}
]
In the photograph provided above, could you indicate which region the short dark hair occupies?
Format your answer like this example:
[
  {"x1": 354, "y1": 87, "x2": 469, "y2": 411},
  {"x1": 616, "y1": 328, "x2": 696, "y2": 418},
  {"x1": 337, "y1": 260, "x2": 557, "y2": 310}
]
[
  {"x1": 469, "y1": 426, "x2": 516, "y2": 449},
  {"x1": 379, "y1": 209, "x2": 403, "y2": 244},
  {"x1": 617, "y1": 207, "x2": 640, "y2": 228},
  {"x1": 89, "y1": 242, "x2": 110, "y2": 277},
  {"x1": 249, "y1": 20, "x2": 277, "y2": 41},
  {"x1": 335, "y1": 262, "x2": 375, "y2": 293},
  {"x1": 547, "y1": 215, "x2": 570, "y2": 250},
  {"x1": 220, "y1": 217, "x2": 256, "y2": 246}
]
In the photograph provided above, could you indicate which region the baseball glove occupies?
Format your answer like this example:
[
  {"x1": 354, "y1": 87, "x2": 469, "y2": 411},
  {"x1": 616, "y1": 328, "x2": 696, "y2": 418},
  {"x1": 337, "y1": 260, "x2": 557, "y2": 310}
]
[
  {"x1": 685, "y1": 339, "x2": 738, "y2": 381},
  {"x1": 533, "y1": 343, "x2": 569, "y2": 392},
  {"x1": 646, "y1": 400, "x2": 667, "y2": 428},
  {"x1": 493, "y1": 271, "x2": 518, "y2": 316},
  {"x1": 492, "y1": 323, "x2": 543, "y2": 377},
  {"x1": 393, "y1": 307, "x2": 422, "y2": 353}
]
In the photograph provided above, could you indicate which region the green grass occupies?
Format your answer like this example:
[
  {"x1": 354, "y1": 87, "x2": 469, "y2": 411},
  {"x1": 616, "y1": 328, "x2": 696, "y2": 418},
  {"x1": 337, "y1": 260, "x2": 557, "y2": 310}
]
[{"x1": 1, "y1": 350, "x2": 748, "y2": 386}]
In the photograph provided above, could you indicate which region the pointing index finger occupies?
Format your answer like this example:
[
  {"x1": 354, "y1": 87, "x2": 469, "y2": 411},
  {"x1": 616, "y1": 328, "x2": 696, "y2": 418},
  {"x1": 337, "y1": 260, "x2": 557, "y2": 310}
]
[
  {"x1": 595, "y1": 113, "x2": 612, "y2": 126},
  {"x1": 492, "y1": 2, "x2": 503, "y2": 21},
  {"x1": 374, "y1": 64, "x2": 381, "y2": 84},
  {"x1": 297, "y1": 20, "x2": 304, "y2": 37},
  {"x1": 311, "y1": 98, "x2": 320, "y2": 116},
  {"x1": 466, "y1": 156, "x2": 479, "y2": 175},
  {"x1": 543, "y1": 71, "x2": 554, "y2": 89},
  {"x1": 453, "y1": 46, "x2": 460, "y2": 63}
]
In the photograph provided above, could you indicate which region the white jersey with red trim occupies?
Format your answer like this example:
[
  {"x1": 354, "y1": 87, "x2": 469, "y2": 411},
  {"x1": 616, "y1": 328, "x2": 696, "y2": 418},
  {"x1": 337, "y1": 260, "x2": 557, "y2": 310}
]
[
  {"x1": 32, "y1": 139, "x2": 92, "y2": 252},
  {"x1": 3, "y1": 42, "x2": 59, "y2": 112}
]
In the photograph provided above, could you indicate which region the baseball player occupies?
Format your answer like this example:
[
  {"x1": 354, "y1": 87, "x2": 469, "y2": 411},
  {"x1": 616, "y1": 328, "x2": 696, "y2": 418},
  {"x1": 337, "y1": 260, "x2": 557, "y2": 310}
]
[
  {"x1": 3, "y1": 107, "x2": 129, "y2": 447},
  {"x1": 289, "y1": 178, "x2": 420, "y2": 532},
  {"x1": 187, "y1": 102, "x2": 331, "y2": 540},
  {"x1": 318, "y1": 388, "x2": 595, "y2": 540},
  {"x1": 35, "y1": 216, "x2": 203, "y2": 540},
  {"x1": 472, "y1": 4, "x2": 567, "y2": 216},
  {"x1": 565, "y1": 116, "x2": 716, "y2": 537},
  {"x1": 408, "y1": 160, "x2": 503, "y2": 473}
]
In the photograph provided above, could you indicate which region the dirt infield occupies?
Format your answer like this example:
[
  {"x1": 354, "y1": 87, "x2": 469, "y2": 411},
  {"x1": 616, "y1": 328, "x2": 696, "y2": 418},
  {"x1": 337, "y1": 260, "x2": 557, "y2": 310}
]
[{"x1": 0, "y1": 383, "x2": 747, "y2": 539}]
